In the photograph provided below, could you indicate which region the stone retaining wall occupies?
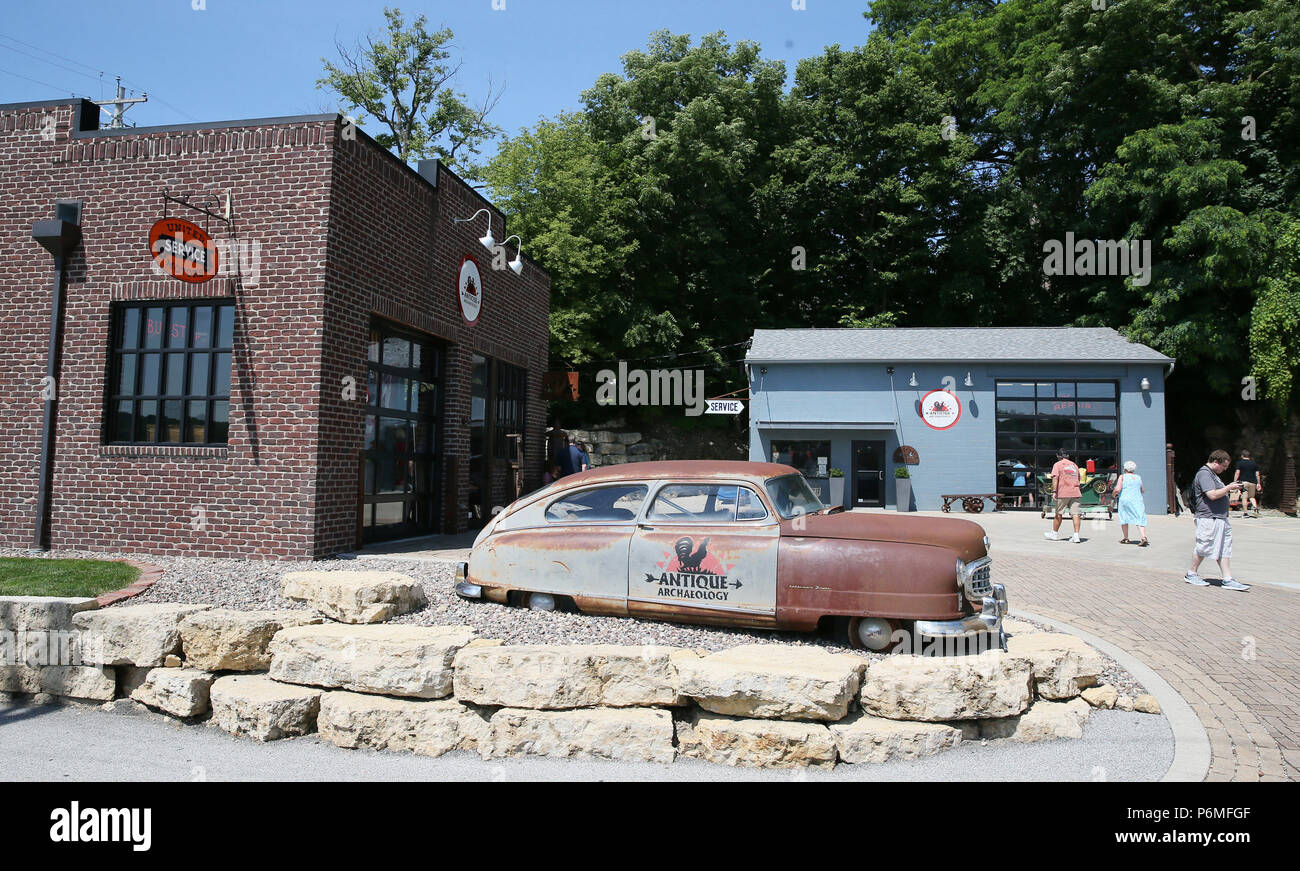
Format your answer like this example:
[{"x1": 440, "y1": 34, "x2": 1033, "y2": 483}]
[{"x1": 1, "y1": 590, "x2": 1163, "y2": 769}]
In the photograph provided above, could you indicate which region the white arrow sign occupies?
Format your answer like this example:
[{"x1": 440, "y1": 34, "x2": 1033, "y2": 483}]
[{"x1": 704, "y1": 399, "x2": 743, "y2": 415}]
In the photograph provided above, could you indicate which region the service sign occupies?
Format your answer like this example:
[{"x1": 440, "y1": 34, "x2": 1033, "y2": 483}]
[
  {"x1": 458, "y1": 255, "x2": 482, "y2": 324},
  {"x1": 704, "y1": 399, "x2": 743, "y2": 415},
  {"x1": 149, "y1": 218, "x2": 218, "y2": 283},
  {"x1": 920, "y1": 388, "x2": 961, "y2": 430}
]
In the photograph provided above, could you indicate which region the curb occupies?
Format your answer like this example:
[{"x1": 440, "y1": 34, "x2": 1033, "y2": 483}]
[
  {"x1": 96, "y1": 560, "x2": 165, "y2": 607},
  {"x1": 1016, "y1": 608, "x2": 1210, "y2": 783}
]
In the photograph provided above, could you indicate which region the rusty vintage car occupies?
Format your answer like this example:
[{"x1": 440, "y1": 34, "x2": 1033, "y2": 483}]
[{"x1": 454, "y1": 461, "x2": 1006, "y2": 651}]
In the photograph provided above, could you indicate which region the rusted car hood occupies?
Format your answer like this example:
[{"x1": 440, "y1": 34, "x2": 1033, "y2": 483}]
[{"x1": 781, "y1": 512, "x2": 987, "y2": 561}]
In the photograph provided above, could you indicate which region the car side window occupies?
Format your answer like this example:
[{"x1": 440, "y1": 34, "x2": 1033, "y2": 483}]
[
  {"x1": 545, "y1": 484, "x2": 648, "y2": 522},
  {"x1": 647, "y1": 483, "x2": 768, "y2": 522}
]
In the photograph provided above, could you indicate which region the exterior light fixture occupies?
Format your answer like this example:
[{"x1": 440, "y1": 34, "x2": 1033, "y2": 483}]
[
  {"x1": 964, "y1": 372, "x2": 974, "y2": 387},
  {"x1": 451, "y1": 208, "x2": 495, "y2": 251},
  {"x1": 1140, "y1": 377, "x2": 1151, "y2": 391},
  {"x1": 502, "y1": 234, "x2": 524, "y2": 275},
  {"x1": 909, "y1": 372, "x2": 918, "y2": 387}
]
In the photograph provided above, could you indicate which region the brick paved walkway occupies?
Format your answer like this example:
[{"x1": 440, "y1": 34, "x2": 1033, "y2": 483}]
[{"x1": 997, "y1": 552, "x2": 1297, "y2": 782}]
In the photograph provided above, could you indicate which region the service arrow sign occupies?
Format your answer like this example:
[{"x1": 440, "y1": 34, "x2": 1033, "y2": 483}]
[{"x1": 703, "y1": 399, "x2": 743, "y2": 415}]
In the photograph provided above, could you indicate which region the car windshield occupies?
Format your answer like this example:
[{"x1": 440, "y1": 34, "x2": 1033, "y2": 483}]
[{"x1": 764, "y1": 474, "x2": 826, "y2": 519}]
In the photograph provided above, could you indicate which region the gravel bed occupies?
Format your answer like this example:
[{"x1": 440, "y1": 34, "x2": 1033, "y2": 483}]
[{"x1": 0, "y1": 547, "x2": 1147, "y2": 694}]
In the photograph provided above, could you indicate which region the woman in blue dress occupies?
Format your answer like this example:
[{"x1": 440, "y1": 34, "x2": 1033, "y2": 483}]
[{"x1": 1114, "y1": 460, "x2": 1148, "y2": 546}]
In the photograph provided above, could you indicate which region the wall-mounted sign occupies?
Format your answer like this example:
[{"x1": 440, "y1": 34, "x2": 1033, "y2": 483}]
[
  {"x1": 704, "y1": 399, "x2": 743, "y2": 415},
  {"x1": 919, "y1": 389, "x2": 961, "y2": 430},
  {"x1": 542, "y1": 371, "x2": 579, "y2": 401},
  {"x1": 149, "y1": 218, "x2": 218, "y2": 283},
  {"x1": 893, "y1": 445, "x2": 920, "y2": 464},
  {"x1": 458, "y1": 255, "x2": 482, "y2": 324}
]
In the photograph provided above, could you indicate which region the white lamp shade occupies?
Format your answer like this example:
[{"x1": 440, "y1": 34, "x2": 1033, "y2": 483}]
[
  {"x1": 509, "y1": 256, "x2": 523, "y2": 275},
  {"x1": 479, "y1": 231, "x2": 495, "y2": 250}
]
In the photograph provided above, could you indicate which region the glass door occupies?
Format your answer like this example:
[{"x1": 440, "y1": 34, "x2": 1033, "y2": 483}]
[
  {"x1": 362, "y1": 323, "x2": 443, "y2": 542},
  {"x1": 851, "y1": 440, "x2": 886, "y2": 507}
]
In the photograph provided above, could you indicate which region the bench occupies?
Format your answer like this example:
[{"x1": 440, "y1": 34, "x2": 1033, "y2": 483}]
[{"x1": 940, "y1": 494, "x2": 1005, "y2": 513}]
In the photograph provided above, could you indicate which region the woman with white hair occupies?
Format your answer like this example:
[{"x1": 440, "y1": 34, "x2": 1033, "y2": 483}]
[{"x1": 1114, "y1": 460, "x2": 1148, "y2": 546}]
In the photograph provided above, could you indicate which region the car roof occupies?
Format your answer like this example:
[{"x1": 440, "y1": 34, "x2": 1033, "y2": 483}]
[{"x1": 556, "y1": 460, "x2": 798, "y2": 487}]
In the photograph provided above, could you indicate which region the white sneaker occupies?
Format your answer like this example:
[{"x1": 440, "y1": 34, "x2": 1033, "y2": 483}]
[
  {"x1": 1221, "y1": 578, "x2": 1251, "y2": 592},
  {"x1": 1043, "y1": 531, "x2": 1059, "y2": 541},
  {"x1": 1070, "y1": 533, "x2": 1080, "y2": 543},
  {"x1": 1184, "y1": 572, "x2": 1210, "y2": 586}
]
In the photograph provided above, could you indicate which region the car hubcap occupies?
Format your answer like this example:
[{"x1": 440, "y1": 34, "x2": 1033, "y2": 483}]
[
  {"x1": 855, "y1": 617, "x2": 894, "y2": 651},
  {"x1": 526, "y1": 593, "x2": 556, "y2": 612}
]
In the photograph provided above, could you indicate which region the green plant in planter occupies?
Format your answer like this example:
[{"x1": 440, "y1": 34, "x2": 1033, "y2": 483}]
[
  {"x1": 828, "y1": 467, "x2": 843, "y2": 477},
  {"x1": 894, "y1": 467, "x2": 910, "y2": 478}
]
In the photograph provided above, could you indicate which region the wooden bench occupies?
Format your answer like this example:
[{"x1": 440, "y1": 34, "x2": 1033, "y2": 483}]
[{"x1": 940, "y1": 493, "x2": 1005, "y2": 513}]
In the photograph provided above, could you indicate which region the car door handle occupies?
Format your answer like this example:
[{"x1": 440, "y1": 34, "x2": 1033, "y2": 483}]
[{"x1": 638, "y1": 524, "x2": 655, "y2": 531}]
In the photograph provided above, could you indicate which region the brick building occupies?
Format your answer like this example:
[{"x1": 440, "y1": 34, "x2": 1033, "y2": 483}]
[{"x1": 0, "y1": 98, "x2": 550, "y2": 559}]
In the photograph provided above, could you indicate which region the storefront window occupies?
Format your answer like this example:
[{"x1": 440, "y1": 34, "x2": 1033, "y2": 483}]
[
  {"x1": 995, "y1": 380, "x2": 1119, "y2": 502},
  {"x1": 769, "y1": 440, "x2": 832, "y2": 478},
  {"x1": 106, "y1": 301, "x2": 235, "y2": 445}
]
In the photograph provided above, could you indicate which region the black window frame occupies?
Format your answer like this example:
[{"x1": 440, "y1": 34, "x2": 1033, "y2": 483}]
[
  {"x1": 104, "y1": 300, "x2": 236, "y2": 446},
  {"x1": 493, "y1": 361, "x2": 527, "y2": 461},
  {"x1": 994, "y1": 380, "x2": 1121, "y2": 495}
]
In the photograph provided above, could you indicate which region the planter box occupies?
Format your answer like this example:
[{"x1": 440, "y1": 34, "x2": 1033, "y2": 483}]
[
  {"x1": 828, "y1": 477, "x2": 845, "y2": 508},
  {"x1": 895, "y1": 478, "x2": 912, "y2": 512}
]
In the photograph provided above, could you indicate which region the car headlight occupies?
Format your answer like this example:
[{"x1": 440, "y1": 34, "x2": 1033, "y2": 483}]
[
  {"x1": 956, "y1": 558, "x2": 966, "y2": 589},
  {"x1": 983, "y1": 534, "x2": 990, "y2": 553}
]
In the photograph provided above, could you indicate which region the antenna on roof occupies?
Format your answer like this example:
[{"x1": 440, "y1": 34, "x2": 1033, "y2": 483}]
[{"x1": 92, "y1": 76, "x2": 147, "y2": 128}]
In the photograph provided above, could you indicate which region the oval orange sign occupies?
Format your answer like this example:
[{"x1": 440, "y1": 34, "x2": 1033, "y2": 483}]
[{"x1": 149, "y1": 218, "x2": 219, "y2": 283}]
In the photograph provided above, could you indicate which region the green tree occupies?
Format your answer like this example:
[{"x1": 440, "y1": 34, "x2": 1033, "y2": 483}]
[{"x1": 318, "y1": 7, "x2": 501, "y2": 172}]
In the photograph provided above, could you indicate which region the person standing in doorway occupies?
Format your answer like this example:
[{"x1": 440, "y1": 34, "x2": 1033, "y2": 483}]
[
  {"x1": 1185, "y1": 450, "x2": 1250, "y2": 591},
  {"x1": 1233, "y1": 450, "x2": 1262, "y2": 518},
  {"x1": 1115, "y1": 460, "x2": 1148, "y2": 546},
  {"x1": 576, "y1": 441, "x2": 592, "y2": 472},
  {"x1": 554, "y1": 436, "x2": 577, "y2": 478},
  {"x1": 1044, "y1": 449, "x2": 1083, "y2": 543}
]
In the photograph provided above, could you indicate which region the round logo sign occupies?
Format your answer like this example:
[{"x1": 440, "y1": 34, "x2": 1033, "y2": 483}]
[
  {"x1": 149, "y1": 218, "x2": 218, "y2": 283},
  {"x1": 920, "y1": 388, "x2": 962, "y2": 430},
  {"x1": 458, "y1": 255, "x2": 482, "y2": 324}
]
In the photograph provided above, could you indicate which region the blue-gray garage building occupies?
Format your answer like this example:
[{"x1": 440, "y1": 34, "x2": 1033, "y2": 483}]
[{"x1": 746, "y1": 328, "x2": 1174, "y2": 515}]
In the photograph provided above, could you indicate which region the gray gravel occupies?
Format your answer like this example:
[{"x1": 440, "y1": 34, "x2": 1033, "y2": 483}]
[
  {"x1": 0, "y1": 698, "x2": 1173, "y2": 781},
  {"x1": 0, "y1": 547, "x2": 1145, "y2": 693}
]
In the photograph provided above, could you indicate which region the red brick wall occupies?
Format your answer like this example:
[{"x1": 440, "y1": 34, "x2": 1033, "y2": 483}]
[
  {"x1": 318, "y1": 136, "x2": 550, "y2": 554},
  {"x1": 0, "y1": 99, "x2": 549, "y2": 559}
]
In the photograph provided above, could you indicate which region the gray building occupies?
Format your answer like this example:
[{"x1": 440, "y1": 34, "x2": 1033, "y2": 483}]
[{"x1": 746, "y1": 328, "x2": 1173, "y2": 514}]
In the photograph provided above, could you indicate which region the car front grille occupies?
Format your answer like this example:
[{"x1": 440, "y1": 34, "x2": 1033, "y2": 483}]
[{"x1": 963, "y1": 558, "x2": 992, "y2": 601}]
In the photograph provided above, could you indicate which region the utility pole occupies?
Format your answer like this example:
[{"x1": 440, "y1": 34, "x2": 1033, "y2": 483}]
[{"x1": 93, "y1": 76, "x2": 147, "y2": 128}]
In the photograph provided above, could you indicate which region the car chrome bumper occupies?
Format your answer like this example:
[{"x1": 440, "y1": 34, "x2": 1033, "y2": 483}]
[
  {"x1": 914, "y1": 584, "x2": 1009, "y2": 650},
  {"x1": 453, "y1": 562, "x2": 481, "y2": 599}
]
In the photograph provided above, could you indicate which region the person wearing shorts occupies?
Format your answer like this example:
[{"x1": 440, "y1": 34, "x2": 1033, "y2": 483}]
[
  {"x1": 1185, "y1": 450, "x2": 1250, "y2": 591},
  {"x1": 1233, "y1": 450, "x2": 1262, "y2": 518},
  {"x1": 1044, "y1": 449, "x2": 1083, "y2": 543}
]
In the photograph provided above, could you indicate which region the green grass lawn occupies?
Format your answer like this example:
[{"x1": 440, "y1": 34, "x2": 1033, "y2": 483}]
[{"x1": 0, "y1": 558, "x2": 139, "y2": 597}]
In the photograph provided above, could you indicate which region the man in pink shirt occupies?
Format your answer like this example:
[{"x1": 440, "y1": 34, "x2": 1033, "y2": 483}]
[{"x1": 1044, "y1": 448, "x2": 1083, "y2": 543}]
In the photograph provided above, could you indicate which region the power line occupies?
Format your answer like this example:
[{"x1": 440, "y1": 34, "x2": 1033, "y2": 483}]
[
  {"x1": 0, "y1": 66, "x2": 80, "y2": 96},
  {"x1": 0, "y1": 32, "x2": 104, "y2": 77},
  {"x1": 0, "y1": 42, "x2": 104, "y2": 86}
]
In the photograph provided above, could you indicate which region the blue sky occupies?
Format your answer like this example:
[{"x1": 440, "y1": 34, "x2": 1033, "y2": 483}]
[{"x1": 0, "y1": 0, "x2": 873, "y2": 157}]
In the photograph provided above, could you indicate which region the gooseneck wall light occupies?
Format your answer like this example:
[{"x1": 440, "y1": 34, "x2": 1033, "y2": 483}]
[
  {"x1": 501, "y1": 234, "x2": 525, "y2": 276},
  {"x1": 451, "y1": 208, "x2": 495, "y2": 251}
]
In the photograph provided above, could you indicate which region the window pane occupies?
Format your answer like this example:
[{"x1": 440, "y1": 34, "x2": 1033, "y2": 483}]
[
  {"x1": 1077, "y1": 418, "x2": 1117, "y2": 434},
  {"x1": 161, "y1": 400, "x2": 182, "y2": 443},
  {"x1": 379, "y1": 418, "x2": 411, "y2": 453},
  {"x1": 995, "y1": 433, "x2": 1035, "y2": 452},
  {"x1": 216, "y1": 306, "x2": 234, "y2": 347},
  {"x1": 167, "y1": 307, "x2": 189, "y2": 348},
  {"x1": 185, "y1": 401, "x2": 207, "y2": 443},
  {"x1": 1055, "y1": 383, "x2": 1076, "y2": 399},
  {"x1": 135, "y1": 400, "x2": 157, "y2": 442},
  {"x1": 380, "y1": 374, "x2": 408, "y2": 410},
  {"x1": 164, "y1": 353, "x2": 185, "y2": 395},
  {"x1": 996, "y1": 381, "x2": 1036, "y2": 398},
  {"x1": 1037, "y1": 436, "x2": 1076, "y2": 454},
  {"x1": 769, "y1": 441, "x2": 832, "y2": 477},
  {"x1": 1076, "y1": 400, "x2": 1116, "y2": 416},
  {"x1": 121, "y1": 308, "x2": 140, "y2": 349},
  {"x1": 143, "y1": 308, "x2": 165, "y2": 348},
  {"x1": 1079, "y1": 437, "x2": 1116, "y2": 453},
  {"x1": 382, "y1": 337, "x2": 410, "y2": 367},
  {"x1": 139, "y1": 354, "x2": 160, "y2": 395},
  {"x1": 1038, "y1": 399, "x2": 1076, "y2": 415},
  {"x1": 190, "y1": 354, "x2": 210, "y2": 395},
  {"x1": 996, "y1": 399, "x2": 1035, "y2": 416},
  {"x1": 213, "y1": 353, "x2": 232, "y2": 396},
  {"x1": 1077, "y1": 382, "x2": 1116, "y2": 398},
  {"x1": 114, "y1": 400, "x2": 133, "y2": 441},
  {"x1": 210, "y1": 401, "x2": 229, "y2": 442},
  {"x1": 375, "y1": 502, "x2": 404, "y2": 526},
  {"x1": 364, "y1": 416, "x2": 376, "y2": 451},
  {"x1": 546, "y1": 485, "x2": 648, "y2": 521},
  {"x1": 368, "y1": 328, "x2": 380, "y2": 363},
  {"x1": 117, "y1": 355, "x2": 137, "y2": 395},
  {"x1": 192, "y1": 307, "x2": 213, "y2": 348},
  {"x1": 995, "y1": 416, "x2": 1035, "y2": 433}
]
